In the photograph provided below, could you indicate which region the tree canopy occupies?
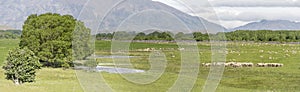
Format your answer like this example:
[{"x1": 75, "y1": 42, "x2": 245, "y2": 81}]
[{"x1": 20, "y1": 13, "x2": 92, "y2": 68}]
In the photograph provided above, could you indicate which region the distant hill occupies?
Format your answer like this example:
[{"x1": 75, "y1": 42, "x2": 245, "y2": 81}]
[
  {"x1": 0, "y1": 30, "x2": 22, "y2": 35},
  {"x1": 0, "y1": 25, "x2": 16, "y2": 30},
  {"x1": 0, "y1": 0, "x2": 226, "y2": 33},
  {"x1": 232, "y1": 20, "x2": 300, "y2": 31},
  {"x1": 0, "y1": 29, "x2": 21, "y2": 39}
]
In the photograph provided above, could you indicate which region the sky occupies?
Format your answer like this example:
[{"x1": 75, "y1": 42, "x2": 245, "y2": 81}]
[{"x1": 152, "y1": 0, "x2": 300, "y2": 29}]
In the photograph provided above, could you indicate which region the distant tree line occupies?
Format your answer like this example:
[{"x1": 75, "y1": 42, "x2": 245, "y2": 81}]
[
  {"x1": 96, "y1": 30, "x2": 300, "y2": 42},
  {"x1": 223, "y1": 30, "x2": 300, "y2": 42},
  {"x1": 96, "y1": 31, "x2": 195, "y2": 41},
  {"x1": 96, "y1": 31, "x2": 174, "y2": 40},
  {"x1": 0, "y1": 30, "x2": 21, "y2": 39}
]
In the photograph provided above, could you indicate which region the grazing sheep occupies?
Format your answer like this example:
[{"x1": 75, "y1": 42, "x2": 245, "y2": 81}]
[
  {"x1": 202, "y1": 62, "x2": 226, "y2": 67},
  {"x1": 201, "y1": 63, "x2": 206, "y2": 66},
  {"x1": 240, "y1": 62, "x2": 253, "y2": 67},
  {"x1": 224, "y1": 62, "x2": 236, "y2": 67},
  {"x1": 232, "y1": 63, "x2": 242, "y2": 68},
  {"x1": 211, "y1": 62, "x2": 225, "y2": 66},
  {"x1": 204, "y1": 63, "x2": 211, "y2": 67},
  {"x1": 201, "y1": 63, "x2": 211, "y2": 67},
  {"x1": 204, "y1": 62, "x2": 282, "y2": 68},
  {"x1": 279, "y1": 63, "x2": 283, "y2": 67},
  {"x1": 225, "y1": 63, "x2": 230, "y2": 67},
  {"x1": 257, "y1": 63, "x2": 283, "y2": 67},
  {"x1": 257, "y1": 63, "x2": 266, "y2": 67},
  {"x1": 178, "y1": 48, "x2": 185, "y2": 51},
  {"x1": 144, "y1": 48, "x2": 150, "y2": 52}
]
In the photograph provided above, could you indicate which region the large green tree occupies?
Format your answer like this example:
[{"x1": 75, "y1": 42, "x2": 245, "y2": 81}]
[
  {"x1": 20, "y1": 13, "x2": 92, "y2": 68},
  {"x1": 2, "y1": 48, "x2": 41, "y2": 85}
]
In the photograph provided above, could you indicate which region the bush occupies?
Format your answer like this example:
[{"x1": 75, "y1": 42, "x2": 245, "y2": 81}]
[{"x1": 2, "y1": 47, "x2": 41, "y2": 85}]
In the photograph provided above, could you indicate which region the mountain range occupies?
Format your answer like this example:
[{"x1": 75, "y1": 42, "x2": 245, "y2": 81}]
[
  {"x1": 1, "y1": 0, "x2": 299, "y2": 33},
  {"x1": 231, "y1": 20, "x2": 300, "y2": 31},
  {"x1": 0, "y1": 0, "x2": 226, "y2": 33}
]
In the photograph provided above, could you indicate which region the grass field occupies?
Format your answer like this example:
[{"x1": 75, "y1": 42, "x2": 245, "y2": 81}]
[
  {"x1": 95, "y1": 41, "x2": 300, "y2": 92},
  {"x1": 0, "y1": 39, "x2": 299, "y2": 92},
  {"x1": 0, "y1": 39, "x2": 82, "y2": 92}
]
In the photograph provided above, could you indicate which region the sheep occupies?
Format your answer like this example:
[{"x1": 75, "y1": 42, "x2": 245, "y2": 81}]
[
  {"x1": 257, "y1": 63, "x2": 283, "y2": 67},
  {"x1": 204, "y1": 62, "x2": 282, "y2": 68},
  {"x1": 202, "y1": 62, "x2": 225, "y2": 67},
  {"x1": 201, "y1": 63, "x2": 211, "y2": 67},
  {"x1": 227, "y1": 62, "x2": 236, "y2": 66},
  {"x1": 279, "y1": 63, "x2": 283, "y2": 67},
  {"x1": 269, "y1": 63, "x2": 283, "y2": 67},
  {"x1": 225, "y1": 63, "x2": 231, "y2": 67},
  {"x1": 257, "y1": 63, "x2": 267, "y2": 67},
  {"x1": 204, "y1": 63, "x2": 211, "y2": 67},
  {"x1": 232, "y1": 63, "x2": 242, "y2": 68},
  {"x1": 211, "y1": 62, "x2": 225, "y2": 66},
  {"x1": 225, "y1": 62, "x2": 242, "y2": 68},
  {"x1": 178, "y1": 48, "x2": 185, "y2": 51},
  {"x1": 201, "y1": 63, "x2": 206, "y2": 66},
  {"x1": 224, "y1": 62, "x2": 237, "y2": 67},
  {"x1": 240, "y1": 62, "x2": 253, "y2": 67},
  {"x1": 144, "y1": 48, "x2": 150, "y2": 52}
]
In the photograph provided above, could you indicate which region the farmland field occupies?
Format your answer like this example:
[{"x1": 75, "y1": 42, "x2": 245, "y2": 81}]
[{"x1": 0, "y1": 39, "x2": 299, "y2": 92}]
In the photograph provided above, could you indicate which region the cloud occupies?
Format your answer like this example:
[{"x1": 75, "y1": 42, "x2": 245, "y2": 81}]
[
  {"x1": 210, "y1": 0, "x2": 300, "y2": 7},
  {"x1": 214, "y1": 7, "x2": 300, "y2": 21},
  {"x1": 207, "y1": 7, "x2": 300, "y2": 28},
  {"x1": 153, "y1": 0, "x2": 300, "y2": 29},
  {"x1": 218, "y1": 20, "x2": 251, "y2": 29},
  {"x1": 152, "y1": 0, "x2": 213, "y2": 13}
]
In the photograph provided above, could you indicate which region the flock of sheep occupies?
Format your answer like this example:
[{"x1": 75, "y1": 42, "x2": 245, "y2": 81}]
[
  {"x1": 202, "y1": 62, "x2": 283, "y2": 68},
  {"x1": 136, "y1": 48, "x2": 185, "y2": 52},
  {"x1": 256, "y1": 63, "x2": 284, "y2": 67}
]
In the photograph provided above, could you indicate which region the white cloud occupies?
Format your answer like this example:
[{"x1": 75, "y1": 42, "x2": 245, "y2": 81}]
[
  {"x1": 152, "y1": 0, "x2": 186, "y2": 11},
  {"x1": 153, "y1": 0, "x2": 300, "y2": 29},
  {"x1": 214, "y1": 7, "x2": 300, "y2": 22},
  {"x1": 210, "y1": 0, "x2": 300, "y2": 7},
  {"x1": 218, "y1": 20, "x2": 252, "y2": 29}
]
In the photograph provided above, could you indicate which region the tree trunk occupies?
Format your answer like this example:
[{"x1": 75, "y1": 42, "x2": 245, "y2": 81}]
[{"x1": 13, "y1": 79, "x2": 20, "y2": 85}]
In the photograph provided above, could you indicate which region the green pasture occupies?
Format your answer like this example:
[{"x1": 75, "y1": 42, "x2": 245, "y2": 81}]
[
  {"x1": 0, "y1": 39, "x2": 299, "y2": 92},
  {"x1": 95, "y1": 41, "x2": 300, "y2": 92}
]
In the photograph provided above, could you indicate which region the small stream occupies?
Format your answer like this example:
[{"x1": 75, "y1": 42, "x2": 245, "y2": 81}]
[
  {"x1": 89, "y1": 55, "x2": 137, "y2": 59},
  {"x1": 75, "y1": 65, "x2": 145, "y2": 74},
  {"x1": 76, "y1": 55, "x2": 144, "y2": 74},
  {"x1": 96, "y1": 66, "x2": 145, "y2": 74}
]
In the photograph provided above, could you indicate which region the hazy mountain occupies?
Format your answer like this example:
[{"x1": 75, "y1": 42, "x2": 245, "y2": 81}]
[
  {"x1": 0, "y1": 0, "x2": 85, "y2": 29},
  {"x1": 0, "y1": 0, "x2": 226, "y2": 33},
  {"x1": 232, "y1": 20, "x2": 300, "y2": 31},
  {"x1": 99, "y1": 0, "x2": 226, "y2": 33}
]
